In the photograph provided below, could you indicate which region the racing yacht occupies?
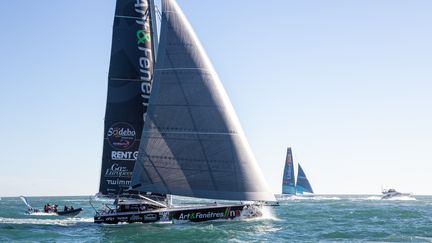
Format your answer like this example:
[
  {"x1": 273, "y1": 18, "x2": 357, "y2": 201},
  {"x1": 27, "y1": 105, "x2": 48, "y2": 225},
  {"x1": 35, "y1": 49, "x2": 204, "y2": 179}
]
[{"x1": 93, "y1": 0, "x2": 275, "y2": 224}]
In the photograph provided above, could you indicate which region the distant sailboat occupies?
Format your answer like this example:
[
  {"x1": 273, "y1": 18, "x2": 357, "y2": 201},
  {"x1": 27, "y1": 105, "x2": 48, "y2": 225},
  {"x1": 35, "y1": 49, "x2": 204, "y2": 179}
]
[
  {"x1": 282, "y1": 148, "x2": 296, "y2": 195},
  {"x1": 281, "y1": 148, "x2": 314, "y2": 196}
]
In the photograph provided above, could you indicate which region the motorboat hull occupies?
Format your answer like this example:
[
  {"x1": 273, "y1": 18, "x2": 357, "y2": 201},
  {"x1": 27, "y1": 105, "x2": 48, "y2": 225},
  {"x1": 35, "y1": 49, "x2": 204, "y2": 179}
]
[
  {"x1": 381, "y1": 192, "x2": 413, "y2": 200},
  {"x1": 56, "y1": 208, "x2": 83, "y2": 217}
]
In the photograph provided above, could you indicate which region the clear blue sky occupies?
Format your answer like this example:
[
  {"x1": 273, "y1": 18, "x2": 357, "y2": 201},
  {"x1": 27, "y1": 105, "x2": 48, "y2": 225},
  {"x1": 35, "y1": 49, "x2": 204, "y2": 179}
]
[{"x1": 1, "y1": 0, "x2": 431, "y2": 197}]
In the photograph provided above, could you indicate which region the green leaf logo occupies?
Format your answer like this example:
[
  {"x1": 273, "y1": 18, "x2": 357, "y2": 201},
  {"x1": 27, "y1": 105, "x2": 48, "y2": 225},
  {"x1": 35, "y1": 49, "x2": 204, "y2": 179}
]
[{"x1": 137, "y1": 30, "x2": 151, "y2": 44}]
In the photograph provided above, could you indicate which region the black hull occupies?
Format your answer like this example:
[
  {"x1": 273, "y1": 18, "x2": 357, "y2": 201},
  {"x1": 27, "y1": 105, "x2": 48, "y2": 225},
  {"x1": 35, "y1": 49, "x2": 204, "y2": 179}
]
[
  {"x1": 94, "y1": 204, "x2": 255, "y2": 224},
  {"x1": 56, "y1": 208, "x2": 83, "y2": 217}
]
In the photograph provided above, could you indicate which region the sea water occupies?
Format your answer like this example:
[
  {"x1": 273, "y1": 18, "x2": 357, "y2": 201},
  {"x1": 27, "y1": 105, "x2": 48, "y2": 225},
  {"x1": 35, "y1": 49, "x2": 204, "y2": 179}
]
[{"x1": 0, "y1": 195, "x2": 431, "y2": 242}]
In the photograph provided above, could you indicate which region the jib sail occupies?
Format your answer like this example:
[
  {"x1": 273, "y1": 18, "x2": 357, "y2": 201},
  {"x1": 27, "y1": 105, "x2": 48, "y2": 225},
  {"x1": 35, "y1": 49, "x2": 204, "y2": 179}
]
[{"x1": 296, "y1": 163, "x2": 314, "y2": 194}]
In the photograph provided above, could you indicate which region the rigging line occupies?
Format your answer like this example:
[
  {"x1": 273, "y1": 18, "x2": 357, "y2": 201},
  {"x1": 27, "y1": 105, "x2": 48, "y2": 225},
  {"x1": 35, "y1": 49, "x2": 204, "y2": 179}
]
[
  {"x1": 115, "y1": 15, "x2": 144, "y2": 20},
  {"x1": 136, "y1": 152, "x2": 171, "y2": 194},
  {"x1": 155, "y1": 5, "x2": 162, "y2": 21}
]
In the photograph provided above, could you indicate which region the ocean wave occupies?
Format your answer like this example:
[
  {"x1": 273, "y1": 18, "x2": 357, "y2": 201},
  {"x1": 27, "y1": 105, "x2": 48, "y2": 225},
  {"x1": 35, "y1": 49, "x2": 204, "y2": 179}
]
[
  {"x1": 62, "y1": 199, "x2": 90, "y2": 203},
  {"x1": 277, "y1": 195, "x2": 341, "y2": 201}
]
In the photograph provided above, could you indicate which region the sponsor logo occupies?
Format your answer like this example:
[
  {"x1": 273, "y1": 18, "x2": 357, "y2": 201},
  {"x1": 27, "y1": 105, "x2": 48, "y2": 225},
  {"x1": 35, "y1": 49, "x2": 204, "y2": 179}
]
[
  {"x1": 105, "y1": 164, "x2": 133, "y2": 178},
  {"x1": 118, "y1": 216, "x2": 129, "y2": 221},
  {"x1": 178, "y1": 209, "x2": 241, "y2": 221},
  {"x1": 106, "y1": 179, "x2": 131, "y2": 186},
  {"x1": 111, "y1": 151, "x2": 138, "y2": 161},
  {"x1": 134, "y1": 1, "x2": 154, "y2": 122},
  {"x1": 144, "y1": 214, "x2": 158, "y2": 221},
  {"x1": 107, "y1": 122, "x2": 136, "y2": 150},
  {"x1": 137, "y1": 30, "x2": 151, "y2": 44},
  {"x1": 130, "y1": 215, "x2": 143, "y2": 222},
  {"x1": 178, "y1": 212, "x2": 224, "y2": 220},
  {"x1": 159, "y1": 212, "x2": 169, "y2": 222}
]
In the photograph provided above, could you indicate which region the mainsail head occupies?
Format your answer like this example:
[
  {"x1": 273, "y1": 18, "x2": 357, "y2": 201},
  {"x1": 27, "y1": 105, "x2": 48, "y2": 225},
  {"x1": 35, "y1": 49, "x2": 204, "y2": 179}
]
[
  {"x1": 282, "y1": 147, "x2": 296, "y2": 195},
  {"x1": 296, "y1": 163, "x2": 314, "y2": 194},
  {"x1": 131, "y1": 0, "x2": 275, "y2": 202}
]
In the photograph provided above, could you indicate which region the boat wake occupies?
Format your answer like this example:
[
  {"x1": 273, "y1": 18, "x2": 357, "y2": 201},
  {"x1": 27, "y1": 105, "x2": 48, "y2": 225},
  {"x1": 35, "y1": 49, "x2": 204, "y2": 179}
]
[
  {"x1": 362, "y1": 196, "x2": 417, "y2": 201},
  {"x1": 257, "y1": 205, "x2": 280, "y2": 221},
  {"x1": 364, "y1": 196, "x2": 382, "y2": 200},
  {"x1": 0, "y1": 217, "x2": 93, "y2": 226},
  {"x1": 26, "y1": 212, "x2": 58, "y2": 216},
  {"x1": 381, "y1": 196, "x2": 416, "y2": 201}
]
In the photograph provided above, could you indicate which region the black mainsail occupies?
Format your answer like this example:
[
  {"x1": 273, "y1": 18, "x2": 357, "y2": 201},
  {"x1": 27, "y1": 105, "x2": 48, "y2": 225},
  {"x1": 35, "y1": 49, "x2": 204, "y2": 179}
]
[
  {"x1": 98, "y1": 0, "x2": 157, "y2": 196},
  {"x1": 131, "y1": 0, "x2": 275, "y2": 202}
]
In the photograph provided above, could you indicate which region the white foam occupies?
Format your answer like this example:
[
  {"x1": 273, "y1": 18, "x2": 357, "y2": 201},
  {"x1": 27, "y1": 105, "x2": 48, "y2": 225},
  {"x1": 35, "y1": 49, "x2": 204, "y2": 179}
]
[
  {"x1": 352, "y1": 195, "x2": 417, "y2": 201},
  {"x1": 259, "y1": 205, "x2": 281, "y2": 221},
  {"x1": 27, "y1": 212, "x2": 57, "y2": 216},
  {"x1": 62, "y1": 199, "x2": 89, "y2": 202},
  {"x1": 0, "y1": 217, "x2": 93, "y2": 226},
  {"x1": 364, "y1": 196, "x2": 382, "y2": 200},
  {"x1": 277, "y1": 195, "x2": 341, "y2": 201},
  {"x1": 382, "y1": 196, "x2": 416, "y2": 201}
]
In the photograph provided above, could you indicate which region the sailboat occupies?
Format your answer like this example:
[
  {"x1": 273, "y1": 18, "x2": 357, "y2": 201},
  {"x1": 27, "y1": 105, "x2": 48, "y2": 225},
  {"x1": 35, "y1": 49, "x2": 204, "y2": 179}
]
[
  {"x1": 282, "y1": 148, "x2": 296, "y2": 195},
  {"x1": 94, "y1": 0, "x2": 275, "y2": 224},
  {"x1": 281, "y1": 147, "x2": 314, "y2": 197}
]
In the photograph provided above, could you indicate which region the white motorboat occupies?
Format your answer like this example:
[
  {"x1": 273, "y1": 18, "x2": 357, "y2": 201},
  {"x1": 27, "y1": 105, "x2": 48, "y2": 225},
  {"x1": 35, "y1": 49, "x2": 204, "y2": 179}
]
[{"x1": 381, "y1": 189, "x2": 413, "y2": 200}]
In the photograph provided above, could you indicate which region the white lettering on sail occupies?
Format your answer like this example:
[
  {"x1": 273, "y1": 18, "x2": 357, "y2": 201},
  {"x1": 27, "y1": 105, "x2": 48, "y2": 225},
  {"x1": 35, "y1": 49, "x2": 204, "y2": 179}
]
[
  {"x1": 134, "y1": 0, "x2": 148, "y2": 12},
  {"x1": 106, "y1": 179, "x2": 131, "y2": 186},
  {"x1": 135, "y1": 1, "x2": 153, "y2": 122},
  {"x1": 105, "y1": 164, "x2": 133, "y2": 178},
  {"x1": 111, "y1": 151, "x2": 139, "y2": 161}
]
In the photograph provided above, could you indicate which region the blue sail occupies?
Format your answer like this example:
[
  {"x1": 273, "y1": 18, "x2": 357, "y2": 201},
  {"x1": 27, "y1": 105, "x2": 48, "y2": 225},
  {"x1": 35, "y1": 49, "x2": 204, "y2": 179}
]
[
  {"x1": 296, "y1": 163, "x2": 314, "y2": 194},
  {"x1": 282, "y1": 148, "x2": 296, "y2": 194}
]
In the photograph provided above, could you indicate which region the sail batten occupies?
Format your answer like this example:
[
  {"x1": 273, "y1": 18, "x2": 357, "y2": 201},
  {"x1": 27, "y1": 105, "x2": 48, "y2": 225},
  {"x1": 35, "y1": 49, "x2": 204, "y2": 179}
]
[{"x1": 131, "y1": 0, "x2": 274, "y2": 202}]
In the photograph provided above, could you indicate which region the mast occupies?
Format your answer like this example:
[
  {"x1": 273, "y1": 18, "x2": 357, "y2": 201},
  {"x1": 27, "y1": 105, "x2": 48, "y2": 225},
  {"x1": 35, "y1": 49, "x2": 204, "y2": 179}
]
[{"x1": 98, "y1": 0, "x2": 157, "y2": 196}]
